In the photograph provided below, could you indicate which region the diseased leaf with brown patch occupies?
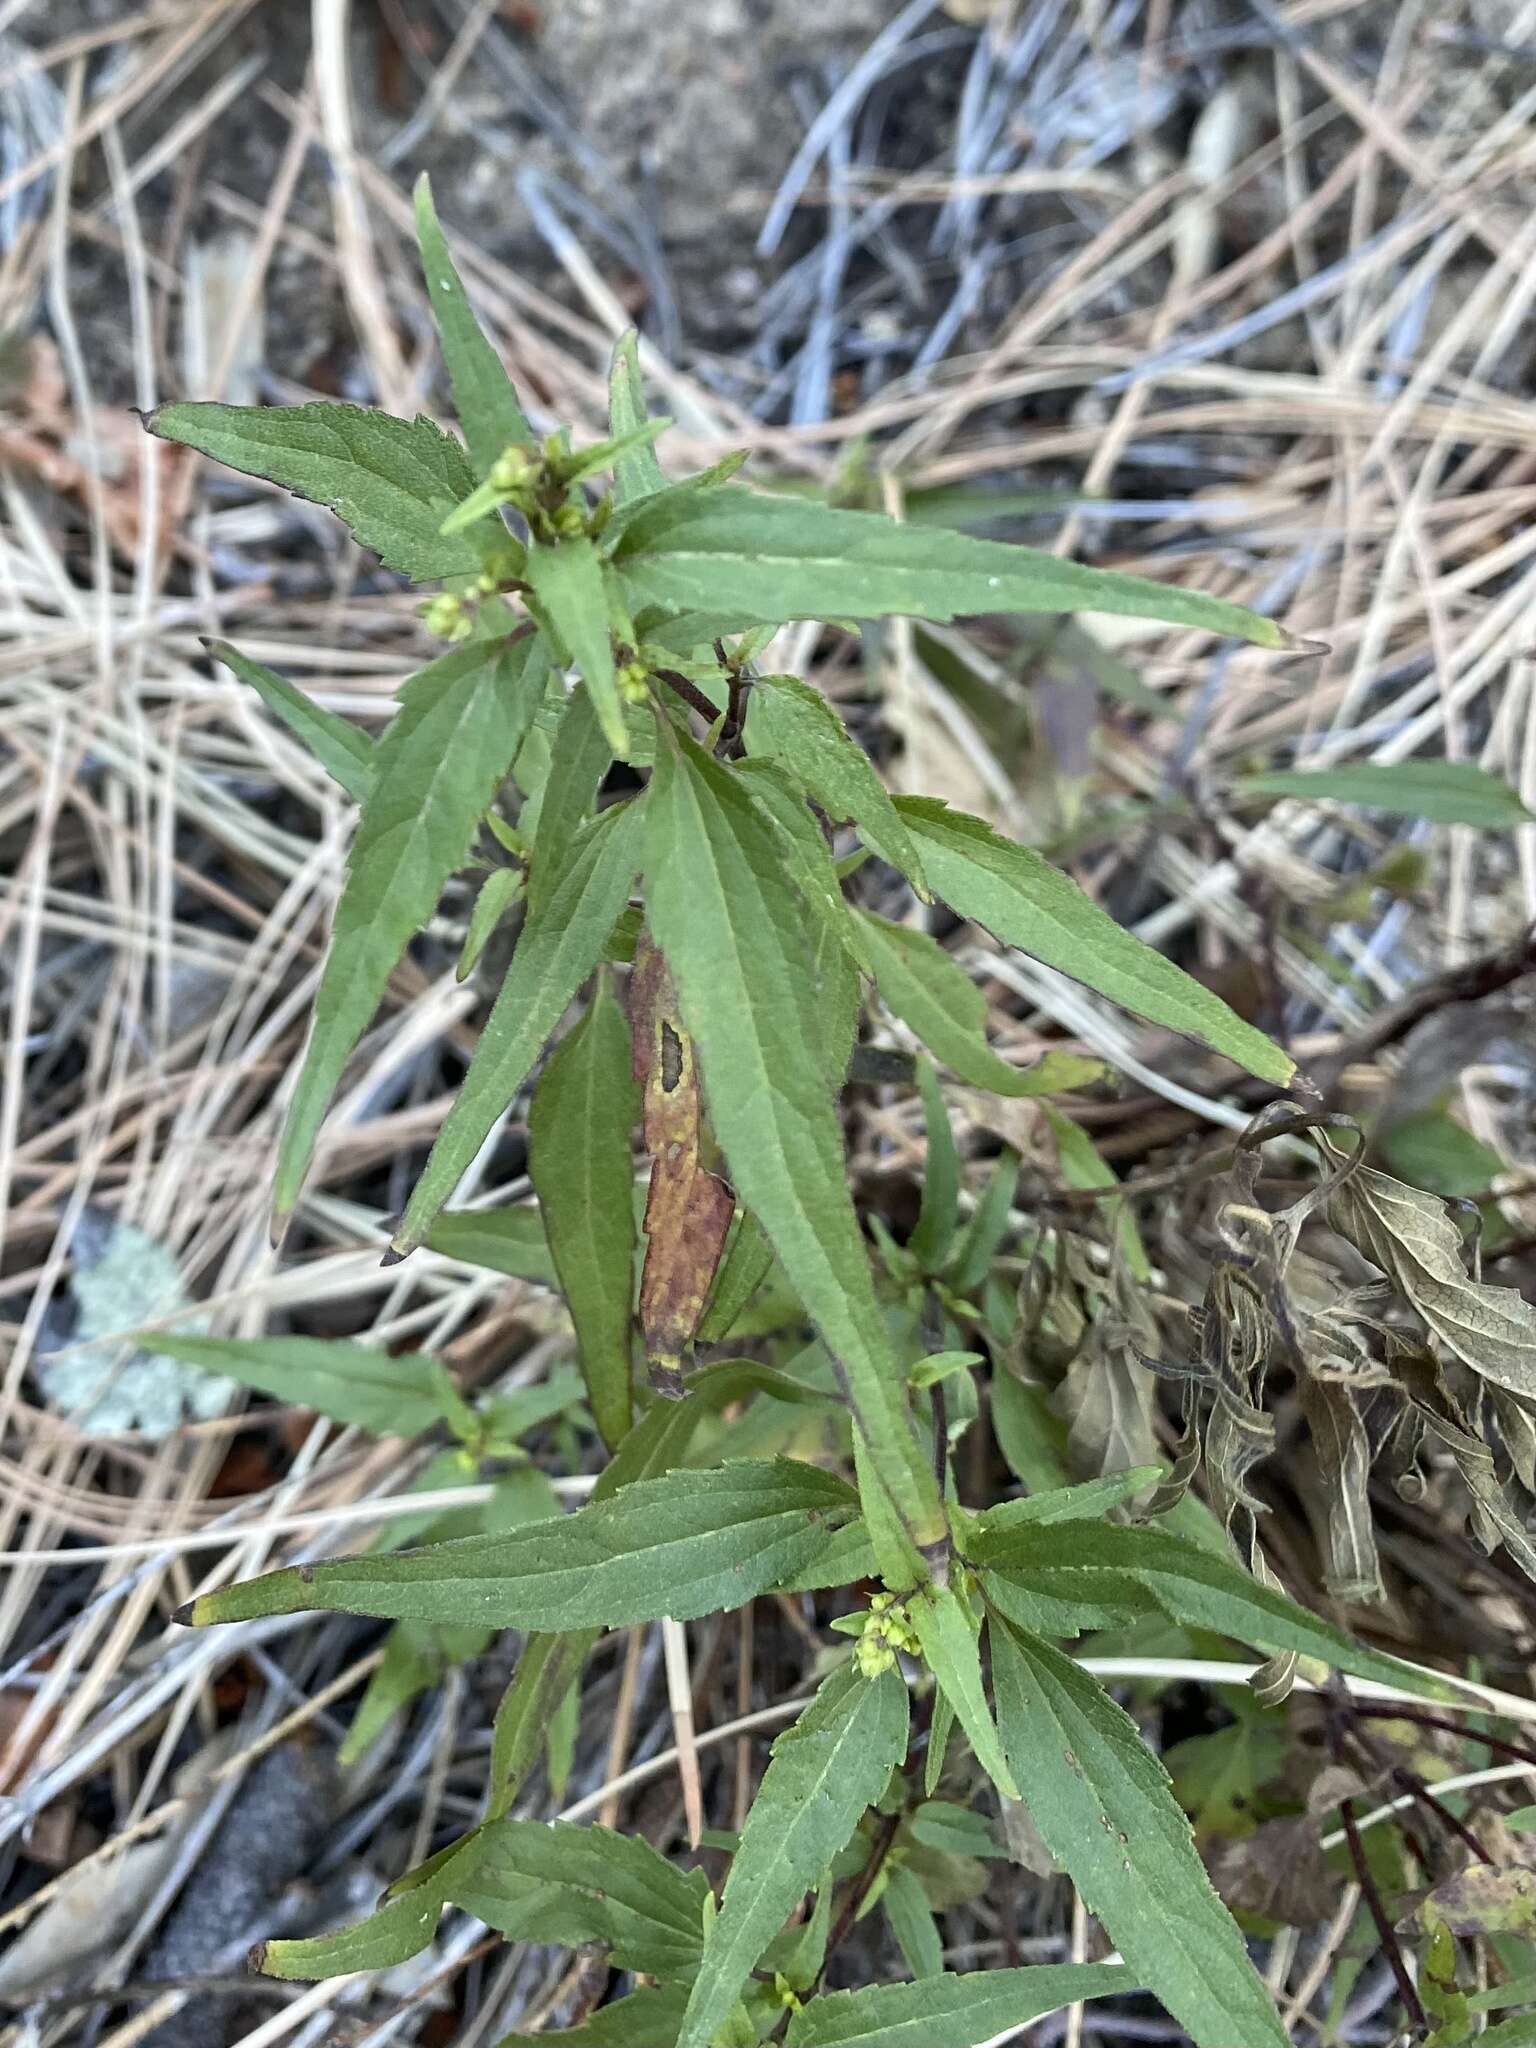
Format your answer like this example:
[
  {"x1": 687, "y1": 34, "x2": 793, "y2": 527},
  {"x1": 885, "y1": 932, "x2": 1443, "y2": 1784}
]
[
  {"x1": 1423, "y1": 1863, "x2": 1536, "y2": 1939},
  {"x1": 630, "y1": 933, "x2": 734, "y2": 1393}
]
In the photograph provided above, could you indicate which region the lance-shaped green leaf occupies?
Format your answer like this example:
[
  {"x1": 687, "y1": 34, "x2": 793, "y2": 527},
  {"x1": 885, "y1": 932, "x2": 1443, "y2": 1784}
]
[
  {"x1": 422, "y1": 1203, "x2": 556, "y2": 1286},
  {"x1": 144, "y1": 1333, "x2": 455, "y2": 1440},
  {"x1": 525, "y1": 534, "x2": 627, "y2": 756},
  {"x1": 453, "y1": 1819, "x2": 711, "y2": 1979},
  {"x1": 175, "y1": 1457, "x2": 856, "y2": 1631},
  {"x1": 786, "y1": 1963, "x2": 1134, "y2": 2047},
  {"x1": 852, "y1": 911, "x2": 1103, "y2": 1099},
  {"x1": 1238, "y1": 758, "x2": 1533, "y2": 828},
  {"x1": 642, "y1": 726, "x2": 942, "y2": 1566},
  {"x1": 697, "y1": 1209, "x2": 777, "y2": 1344},
  {"x1": 457, "y1": 866, "x2": 523, "y2": 981},
  {"x1": 562, "y1": 418, "x2": 671, "y2": 490},
  {"x1": 488, "y1": 1628, "x2": 598, "y2": 1816},
  {"x1": 393, "y1": 799, "x2": 644, "y2": 1254},
  {"x1": 526, "y1": 682, "x2": 614, "y2": 914},
  {"x1": 255, "y1": 1850, "x2": 458, "y2": 1978},
  {"x1": 611, "y1": 486, "x2": 1302, "y2": 649},
  {"x1": 414, "y1": 172, "x2": 532, "y2": 474},
  {"x1": 945, "y1": 1147, "x2": 1018, "y2": 1296},
  {"x1": 989, "y1": 1617, "x2": 1287, "y2": 2048},
  {"x1": 966, "y1": 1468, "x2": 1162, "y2": 1540},
  {"x1": 746, "y1": 673, "x2": 927, "y2": 890},
  {"x1": 882, "y1": 1865, "x2": 943, "y2": 1980},
  {"x1": 908, "y1": 1059, "x2": 958, "y2": 1273},
  {"x1": 972, "y1": 1520, "x2": 1443, "y2": 1697},
  {"x1": 272, "y1": 631, "x2": 547, "y2": 1222},
  {"x1": 145, "y1": 399, "x2": 490, "y2": 582},
  {"x1": 529, "y1": 978, "x2": 640, "y2": 1448},
  {"x1": 679, "y1": 1664, "x2": 910, "y2": 2048},
  {"x1": 608, "y1": 330, "x2": 667, "y2": 505},
  {"x1": 893, "y1": 797, "x2": 1293, "y2": 1085},
  {"x1": 906, "y1": 1583, "x2": 1017, "y2": 1801},
  {"x1": 208, "y1": 640, "x2": 374, "y2": 802}
]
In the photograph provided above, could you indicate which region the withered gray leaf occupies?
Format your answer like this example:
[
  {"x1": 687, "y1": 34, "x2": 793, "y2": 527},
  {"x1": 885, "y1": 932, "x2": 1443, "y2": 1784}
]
[
  {"x1": 1323, "y1": 1137, "x2": 1536, "y2": 1398},
  {"x1": 1297, "y1": 1373, "x2": 1382, "y2": 1605}
]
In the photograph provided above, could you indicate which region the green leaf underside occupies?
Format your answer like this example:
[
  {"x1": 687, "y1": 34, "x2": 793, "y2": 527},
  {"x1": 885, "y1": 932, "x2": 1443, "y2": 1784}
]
[
  {"x1": 146, "y1": 1333, "x2": 449, "y2": 1439},
  {"x1": 414, "y1": 172, "x2": 532, "y2": 475},
  {"x1": 608, "y1": 331, "x2": 668, "y2": 505},
  {"x1": 854, "y1": 911, "x2": 1076, "y2": 1098},
  {"x1": 785, "y1": 1963, "x2": 1133, "y2": 2047},
  {"x1": 990, "y1": 1619, "x2": 1288, "y2": 2048},
  {"x1": 184, "y1": 1458, "x2": 856, "y2": 1631},
  {"x1": 528, "y1": 978, "x2": 640, "y2": 1447},
  {"x1": 613, "y1": 487, "x2": 1295, "y2": 647},
  {"x1": 971, "y1": 1520, "x2": 1441, "y2": 1696},
  {"x1": 265, "y1": 1822, "x2": 705, "y2": 1987},
  {"x1": 642, "y1": 726, "x2": 941, "y2": 1563},
  {"x1": 525, "y1": 535, "x2": 627, "y2": 755},
  {"x1": 894, "y1": 798, "x2": 1293, "y2": 1085},
  {"x1": 452, "y1": 1818, "x2": 710, "y2": 1978},
  {"x1": 421, "y1": 1204, "x2": 556, "y2": 1286},
  {"x1": 747, "y1": 673, "x2": 927, "y2": 888},
  {"x1": 209, "y1": 641, "x2": 374, "y2": 802},
  {"x1": 1240, "y1": 759, "x2": 1533, "y2": 828},
  {"x1": 907, "y1": 1585, "x2": 1017, "y2": 1800},
  {"x1": 146, "y1": 400, "x2": 488, "y2": 581},
  {"x1": 679, "y1": 1663, "x2": 910, "y2": 2048},
  {"x1": 274, "y1": 632, "x2": 547, "y2": 1219},
  {"x1": 394, "y1": 799, "x2": 644, "y2": 1253}
]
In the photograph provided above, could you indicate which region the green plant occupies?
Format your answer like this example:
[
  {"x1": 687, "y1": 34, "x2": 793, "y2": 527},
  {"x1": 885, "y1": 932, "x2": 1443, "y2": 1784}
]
[{"x1": 142, "y1": 177, "x2": 1468, "y2": 2047}]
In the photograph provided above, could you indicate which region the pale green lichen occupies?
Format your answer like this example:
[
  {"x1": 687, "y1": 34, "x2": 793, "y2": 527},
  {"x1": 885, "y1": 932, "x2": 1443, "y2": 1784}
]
[{"x1": 34, "y1": 1210, "x2": 230, "y2": 1438}]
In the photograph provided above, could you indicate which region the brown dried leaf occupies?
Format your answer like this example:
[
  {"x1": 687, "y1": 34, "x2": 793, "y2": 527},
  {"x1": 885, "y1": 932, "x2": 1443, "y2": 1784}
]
[
  {"x1": 1208, "y1": 1817, "x2": 1338, "y2": 1927},
  {"x1": 631, "y1": 935, "x2": 734, "y2": 1392}
]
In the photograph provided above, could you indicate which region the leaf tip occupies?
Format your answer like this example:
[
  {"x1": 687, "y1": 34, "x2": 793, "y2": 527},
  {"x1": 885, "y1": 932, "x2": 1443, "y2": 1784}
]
[
  {"x1": 1275, "y1": 628, "x2": 1330, "y2": 659},
  {"x1": 380, "y1": 1244, "x2": 411, "y2": 1269},
  {"x1": 170, "y1": 1599, "x2": 198, "y2": 1628}
]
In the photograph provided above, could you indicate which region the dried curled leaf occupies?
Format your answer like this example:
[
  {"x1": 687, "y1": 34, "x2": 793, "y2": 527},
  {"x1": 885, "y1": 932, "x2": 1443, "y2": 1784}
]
[{"x1": 1322, "y1": 1134, "x2": 1536, "y2": 1399}]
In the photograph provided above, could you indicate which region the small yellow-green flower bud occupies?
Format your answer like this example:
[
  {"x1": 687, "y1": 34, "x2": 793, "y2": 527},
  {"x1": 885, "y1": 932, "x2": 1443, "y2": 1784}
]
[
  {"x1": 855, "y1": 1630, "x2": 897, "y2": 1679},
  {"x1": 489, "y1": 445, "x2": 534, "y2": 493},
  {"x1": 552, "y1": 502, "x2": 587, "y2": 539},
  {"x1": 421, "y1": 593, "x2": 471, "y2": 641},
  {"x1": 617, "y1": 659, "x2": 651, "y2": 704}
]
